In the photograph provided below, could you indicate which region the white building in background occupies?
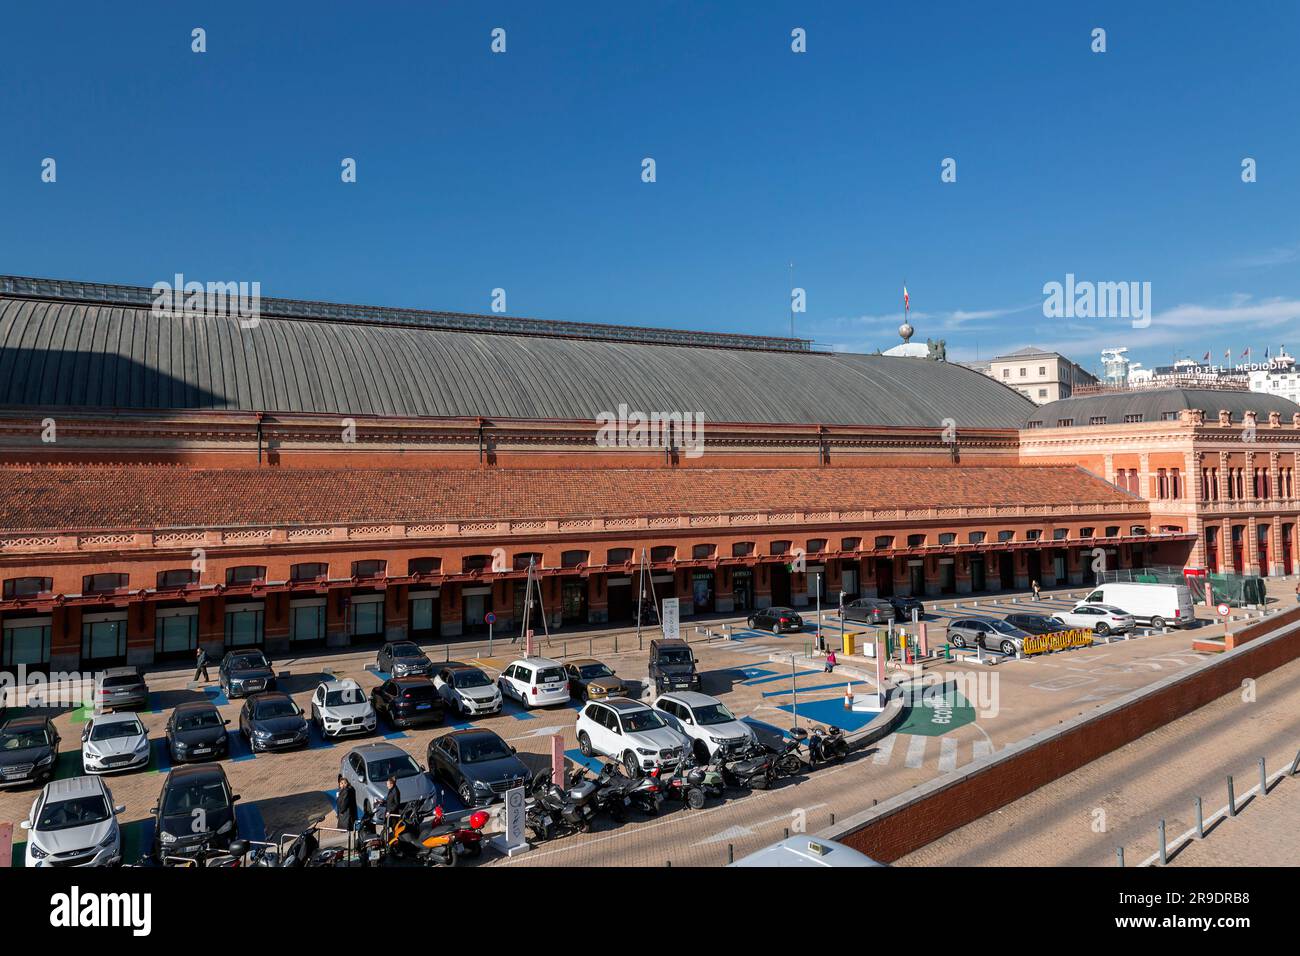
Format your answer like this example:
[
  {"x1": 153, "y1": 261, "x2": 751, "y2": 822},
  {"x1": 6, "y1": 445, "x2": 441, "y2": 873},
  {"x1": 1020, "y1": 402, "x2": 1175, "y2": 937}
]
[
  {"x1": 978, "y1": 346, "x2": 1098, "y2": 404},
  {"x1": 1249, "y1": 348, "x2": 1300, "y2": 404}
]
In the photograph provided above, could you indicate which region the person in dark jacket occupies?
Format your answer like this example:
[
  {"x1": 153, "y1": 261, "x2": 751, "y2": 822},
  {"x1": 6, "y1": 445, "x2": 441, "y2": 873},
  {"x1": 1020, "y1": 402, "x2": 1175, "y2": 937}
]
[
  {"x1": 335, "y1": 774, "x2": 358, "y2": 834},
  {"x1": 382, "y1": 775, "x2": 402, "y2": 833},
  {"x1": 193, "y1": 647, "x2": 210, "y2": 682}
]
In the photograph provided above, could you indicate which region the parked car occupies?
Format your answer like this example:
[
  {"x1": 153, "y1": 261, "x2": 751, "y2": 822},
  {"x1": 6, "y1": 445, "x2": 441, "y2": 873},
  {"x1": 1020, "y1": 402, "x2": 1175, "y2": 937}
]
[
  {"x1": 93, "y1": 666, "x2": 149, "y2": 712},
  {"x1": 842, "y1": 598, "x2": 897, "y2": 625},
  {"x1": 576, "y1": 697, "x2": 689, "y2": 777},
  {"x1": 219, "y1": 650, "x2": 276, "y2": 698},
  {"x1": 746, "y1": 607, "x2": 804, "y2": 634},
  {"x1": 1003, "y1": 612, "x2": 1067, "y2": 635},
  {"x1": 945, "y1": 618, "x2": 1033, "y2": 656},
  {"x1": 433, "y1": 665, "x2": 502, "y2": 717},
  {"x1": 497, "y1": 657, "x2": 570, "y2": 709},
  {"x1": 565, "y1": 658, "x2": 627, "y2": 701},
  {"x1": 371, "y1": 677, "x2": 445, "y2": 728},
  {"x1": 149, "y1": 763, "x2": 239, "y2": 863},
  {"x1": 340, "y1": 742, "x2": 437, "y2": 823},
  {"x1": 427, "y1": 728, "x2": 530, "y2": 807},
  {"x1": 1079, "y1": 582, "x2": 1196, "y2": 629},
  {"x1": 889, "y1": 595, "x2": 926, "y2": 621},
  {"x1": 377, "y1": 641, "x2": 434, "y2": 678},
  {"x1": 1056, "y1": 603, "x2": 1136, "y2": 635},
  {"x1": 309, "y1": 678, "x2": 377, "y2": 738},
  {"x1": 22, "y1": 775, "x2": 125, "y2": 867},
  {"x1": 238, "y1": 691, "x2": 309, "y2": 752},
  {"x1": 165, "y1": 700, "x2": 230, "y2": 763},
  {"x1": 80, "y1": 712, "x2": 150, "y2": 774},
  {"x1": 0, "y1": 716, "x2": 61, "y2": 789},
  {"x1": 652, "y1": 691, "x2": 756, "y2": 762},
  {"x1": 648, "y1": 639, "x2": 702, "y2": 693}
]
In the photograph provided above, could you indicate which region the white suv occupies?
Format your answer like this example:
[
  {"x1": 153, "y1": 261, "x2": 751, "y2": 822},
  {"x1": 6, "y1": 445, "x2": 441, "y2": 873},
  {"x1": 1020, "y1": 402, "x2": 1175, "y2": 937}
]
[
  {"x1": 1056, "y1": 603, "x2": 1136, "y2": 635},
  {"x1": 576, "y1": 697, "x2": 689, "y2": 777},
  {"x1": 309, "y1": 679, "x2": 377, "y2": 739},
  {"x1": 498, "y1": 657, "x2": 569, "y2": 709},
  {"x1": 434, "y1": 665, "x2": 502, "y2": 716},
  {"x1": 22, "y1": 775, "x2": 124, "y2": 867},
  {"x1": 653, "y1": 691, "x2": 756, "y2": 762}
]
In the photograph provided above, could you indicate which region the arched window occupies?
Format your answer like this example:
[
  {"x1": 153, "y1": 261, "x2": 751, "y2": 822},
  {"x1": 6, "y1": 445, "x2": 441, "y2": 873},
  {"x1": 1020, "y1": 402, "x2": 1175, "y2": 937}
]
[
  {"x1": 806, "y1": 539, "x2": 827, "y2": 554},
  {"x1": 938, "y1": 533, "x2": 956, "y2": 546},
  {"x1": 607, "y1": 548, "x2": 634, "y2": 564},
  {"x1": 840, "y1": 537, "x2": 861, "y2": 551},
  {"x1": 225, "y1": 566, "x2": 265, "y2": 586},
  {"x1": 906, "y1": 534, "x2": 926, "y2": 547},
  {"x1": 83, "y1": 573, "x2": 129, "y2": 594},
  {"x1": 967, "y1": 531, "x2": 986, "y2": 545},
  {"x1": 157, "y1": 569, "x2": 199, "y2": 588},
  {"x1": 874, "y1": 535, "x2": 895, "y2": 549},
  {"x1": 731, "y1": 542, "x2": 755, "y2": 557},
  {"x1": 351, "y1": 560, "x2": 387, "y2": 579},
  {"x1": 561, "y1": 550, "x2": 589, "y2": 568},
  {"x1": 768, "y1": 541, "x2": 792, "y2": 556},
  {"x1": 514, "y1": 552, "x2": 543, "y2": 571},
  {"x1": 650, "y1": 546, "x2": 677, "y2": 562},
  {"x1": 692, "y1": 544, "x2": 716, "y2": 559},
  {"x1": 408, "y1": 557, "x2": 440, "y2": 575},
  {"x1": 3, "y1": 577, "x2": 52, "y2": 599},
  {"x1": 290, "y1": 563, "x2": 328, "y2": 582}
]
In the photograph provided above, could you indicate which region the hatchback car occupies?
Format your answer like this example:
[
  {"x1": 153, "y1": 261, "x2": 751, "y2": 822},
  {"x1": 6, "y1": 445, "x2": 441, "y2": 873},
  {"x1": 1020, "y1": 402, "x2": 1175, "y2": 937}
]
[
  {"x1": 165, "y1": 700, "x2": 230, "y2": 763},
  {"x1": 310, "y1": 678, "x2": 377, "y2": 738},
  {"x1": 1056, "y1": 603, "x2": 1136, "y2": 635},
  {"x1": 80, "y1": 712, "x2": 150, "y2": 774},
  {"x1": 371, "y1": 677, "x2": 445, "y2": 728},
  {"x1": 842, "y1": 598, "x2": 897, "y2": 625},
  {"x1": 0, "y1": 716, "x2": 61, "y2": 789},
  {"x1": 648, "y1": 639, "x2": 702, "y2": 694},
  {"x1": 150, "y1": 763, "x2": 239, "y2": 863},
  {"x1": 652, "y1": 691, "x2": 756, "y2": 762},
  {"x1": 238, "y1": 691, "x2": 310, "y2": 752},
  {"x1": 945, "y1": 618, "x2": 1032, "y2": 656},
  {"x1": 94, "y1": 667, "x2": 149, "y2": 712},
  {"x1": 746, "y1": 606, "x2": 804, "y2": 634},
  {"x1": 1003, "y1": 613, "x2": 1067, "y2": 635},
  {"x1": 428, "y1": 728, "x2": 530, "y2": 807},
  {"x1": 377, "y1": 641, "x2": 434, "y2": 678},
  {"x1": 340, "y1": 742, "x2": 437, "y2": 823},
  {"x1": 888, "y1": 595, "x2": 926, "y2": 621},
  {"x1": 576, "y1": 697, "x2": 689, "y2": 777},
  {"x1": 22, "y1": 775, "x2": 125, "y2": 867},
  {"x1": 219, "y1": 650, "x2": 276, "y2": 698},
  {"x1": 565, "y1": 658, "x2": 627, "y2": 701},
  {"x1": 433, "y1": 665, "x2": 502, "y2": 717},
  {"x1": 498, "y1": 657, "x2": 569, "y2": 709}
]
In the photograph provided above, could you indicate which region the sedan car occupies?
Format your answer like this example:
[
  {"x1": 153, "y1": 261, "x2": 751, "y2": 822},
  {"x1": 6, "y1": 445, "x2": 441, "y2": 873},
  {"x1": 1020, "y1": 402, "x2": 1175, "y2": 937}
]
[
  {"x1": 150, "y1": 764, "x2": 239, "y2": 863},
  {"x1": 371, "y1": 677, "x2": 445, "y2": 728},
  {"x1": 889, "y1": 595, "x2": 926, "y2": 621},
  {"x1": 0, "y1": 716, "x2": 61, "y2": 789},
  {"x1": 746, "y1": 607, "x2": 804, "y2": 634},
  {"x1": 219, "y1": 650, "x2": 276, "y2": 698},
  {"x1": 238, "y1": 691, "x2": 309, "y2": 752},
  {"x1": 1056, "y1": 603, "x2": 1136, "y2": 635},
  {"x1": 428, "y1": 728, "x2": 530, "y2": 807},
  {"x1": 80, "y1": 712, "x2": 150, "y2": 774},
  {"x1": 340, "y1": 742, "x2": 437, "y2": 824},
  {"x1": 165, "y1": 701, "x2": 230, "y2": 763},
  {"x1": 310, "y1": 679, "x2": 377, "y2": 738},
  {"x1": 377, "y1": 641, "x2": 434, "y2": 678},
  {"x1": 842, "y1": 598, "x2": 897, "y2": 625},
  {"x1": 433, "y1": 665, "x2": 502, "y2": 717},
  {"x1": 22, "y1": 775, "x2": 125, "y2": 867},
  {"x1": 1003, "y1": 613, "x2": 1067, "y2": 635},
  {"x1": 565, "y1": 658, "x2": 627, "y2": 701},
  {"x1": 945, "y1": 617, "x2": 1033, "y2": 656},
  {"x1": 93, "y1": 667, "x2": 149, "y2": 712},
  {"x1": 652, "y1": 691, "x2": 756, "y2": 762}
]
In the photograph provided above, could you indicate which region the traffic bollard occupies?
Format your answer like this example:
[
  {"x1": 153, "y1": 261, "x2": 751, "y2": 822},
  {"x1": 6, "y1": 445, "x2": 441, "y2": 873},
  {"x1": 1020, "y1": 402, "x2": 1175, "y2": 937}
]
[
  {"x1": 1115, "y1": 846, "x2": 1124, "y2": 867},
  {"x1": 1260, "y1": 757, "x2": 1268, "y2": 796},
  {"x1": 1227, "y1": 776, "x2": 1237, "y2": 816},
  {"x1": 1195, "y1": 797, "x2": 1203, "y2": 839},
  {"x1": 1158, "y1": 819, "x2": 1167, "y2": 865}
]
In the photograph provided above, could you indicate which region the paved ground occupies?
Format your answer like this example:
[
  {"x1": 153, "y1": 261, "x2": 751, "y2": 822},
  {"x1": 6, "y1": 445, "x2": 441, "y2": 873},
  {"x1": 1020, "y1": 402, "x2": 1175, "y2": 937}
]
[{"x1": 3, "y1": 579, "x2": 1294, "y2": 868}]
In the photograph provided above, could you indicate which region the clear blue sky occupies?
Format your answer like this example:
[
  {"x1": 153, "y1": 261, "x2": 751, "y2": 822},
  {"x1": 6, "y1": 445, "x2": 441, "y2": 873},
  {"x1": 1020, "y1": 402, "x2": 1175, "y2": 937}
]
[{"x1": 2, "y1": 1, "x2": 1297, "y2": 374}]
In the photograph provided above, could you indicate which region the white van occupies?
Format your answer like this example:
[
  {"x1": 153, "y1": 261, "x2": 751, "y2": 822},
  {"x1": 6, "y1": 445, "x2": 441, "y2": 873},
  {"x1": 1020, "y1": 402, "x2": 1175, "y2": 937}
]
[{"x1": 1081, "y1": 582, "x2": 1196, "y2": 629}]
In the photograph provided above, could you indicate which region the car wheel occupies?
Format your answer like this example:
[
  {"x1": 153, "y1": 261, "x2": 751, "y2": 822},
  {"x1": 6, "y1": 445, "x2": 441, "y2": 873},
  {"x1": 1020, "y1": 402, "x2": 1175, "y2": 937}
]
[
  {"x1": 623, "y1": 751, "x2": 642, "y2": 779},
  {"x1": 1000, "y1": 640, "x2": 1017, "y2": 656},
  {"x1": 950, "y1": 632, "x2": 967, "y2": 648},
  {"x1": 692, "y1": 739, "x2": 710, "y2": 765},
  {"x1": 459, "y1": 781, "x2": 475, "y2": 806},
  {"x1": 1095, "y1": 623, "x2": 1110, "y2": 635},
  {"x1": 578, "y1": 731, "x2": 594, "y2": 757},
  {"x1": 1151, "y1": 617, "x2": 1165, "y2": 630}
]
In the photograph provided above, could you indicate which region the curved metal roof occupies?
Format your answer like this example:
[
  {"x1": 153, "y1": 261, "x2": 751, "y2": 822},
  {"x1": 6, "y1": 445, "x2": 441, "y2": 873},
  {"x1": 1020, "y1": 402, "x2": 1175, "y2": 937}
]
[
  {"x1": 1030, "y1": 388, "x2": 1300, "y2": 427},
  {"x1": 0, "y1": 293, "x2": 1035, "y2": 428}
]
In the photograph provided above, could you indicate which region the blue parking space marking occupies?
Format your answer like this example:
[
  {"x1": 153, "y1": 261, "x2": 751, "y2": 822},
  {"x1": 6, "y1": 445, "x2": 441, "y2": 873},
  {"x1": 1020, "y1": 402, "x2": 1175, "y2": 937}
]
[
  {"x1": 382, "y1": 730, "x2": 409, "y2": 740},
  {"x1": 228, "y1": 732, "x2": 257, "y2": 761},
  {"x1": 307, "y1": 724, "x2": 336, "y2": 750},
  {"x1": 732, "y1": 666, "x2": 776, "y2": 679},
  {"x1": 370, "y1": 668, "x2": 392, "y2": 681},
  {"x1": 447, "y1": 718, "x2": 477, "y2": 730},
  {"x1": 761, "y1": 680, "x2": 852, "y2": 699},
  {"x1": 742, "y1": 669, "x2": 820, "y2": 686},
  {"x1": 564, "y1": 748, "x2": 606, "y2": 774},
  {"x1": 507, "y1": 709, "x2": 537, "y2": 721},
  {"x1": 741, "y1": 716, "x2": 793, "y2": 741},
  {"x1": 150, "y1": 737, "x2": 173, "y2": 774},
  {"x1": 147, "y1": 692, "x2": 166, "y2": 714},
  {"x1": 776, "y1": 698, "x2": 878, "y2": 731},
  {"x1": 235, "y1": 803, "x2": 267, "y2": 844},
  {"x1": 203, "y1": 685, "x2": 230, "y2": 707}
]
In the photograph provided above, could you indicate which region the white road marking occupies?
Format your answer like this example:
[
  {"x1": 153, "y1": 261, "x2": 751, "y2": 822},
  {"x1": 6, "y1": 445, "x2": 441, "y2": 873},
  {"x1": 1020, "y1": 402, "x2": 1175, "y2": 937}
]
[
  {"x1": 904, "y1": 735, "x2": 927, "y2": 769},
  {"x1": 938, "y1": 737, "x2": 958, "y2": 772},
  {"x1": 971, "y1": 739, "x2": 992, "y2": 761},
  {"x1": 872, "y1": 734, "x2": 896, "y2": 764}
]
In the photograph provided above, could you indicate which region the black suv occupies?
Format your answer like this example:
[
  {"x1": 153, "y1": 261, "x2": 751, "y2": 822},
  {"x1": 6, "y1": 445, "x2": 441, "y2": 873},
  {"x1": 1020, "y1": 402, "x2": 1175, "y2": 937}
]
[
  {"x1": 746, "y1": 606, "x2": 804, "y2": 634},
  {"x1": 648, "y1": 639, "x2": 701, "y2": 693},
  {"x1": 0, "y1": 716, "x2": 60, "y2": 788},
  {"x1": 219, "y1": 650, "x2": 276, "y2": 698},
  {"x1": 150, "y1": 763, "x2": 240, "y2": 863},
  {"x1": 371, "y1": 677, "x2": 445, "y2": 729}
]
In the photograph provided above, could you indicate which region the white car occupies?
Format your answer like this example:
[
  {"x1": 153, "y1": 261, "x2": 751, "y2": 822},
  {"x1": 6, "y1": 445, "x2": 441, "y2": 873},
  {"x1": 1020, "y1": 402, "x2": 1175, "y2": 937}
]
[
  {"x1": 652, "y1": 691, "x2": 756, "y2": 761},
  {"x1": 309, "y1": 679, "x2": 377, "y2": 738},
  {"x1": 22, "y1": 775, "x2": 124, "y2": 867},
  {"x1": 1056, "y1": 603, "x2": 1136, "y2": 635},
  {"x1": 576, "y1": 697, "x2": 689, "y2": 777},
  {"x1": 80, "y1": 711, "x2": 151, "y2": 774},
  {"x1": 434, "y1": 664, "x2": 502, "y2": 716},
  {"x1": 498, "y1": 657, "x2": 569, "y2": 709}
]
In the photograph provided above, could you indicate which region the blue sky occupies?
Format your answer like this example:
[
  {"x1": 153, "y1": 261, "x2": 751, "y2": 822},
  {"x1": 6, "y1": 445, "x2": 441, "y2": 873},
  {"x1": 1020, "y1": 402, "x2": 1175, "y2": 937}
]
[{"x1": 2, "y1": 1, "x2": 1297, "y2": 374}]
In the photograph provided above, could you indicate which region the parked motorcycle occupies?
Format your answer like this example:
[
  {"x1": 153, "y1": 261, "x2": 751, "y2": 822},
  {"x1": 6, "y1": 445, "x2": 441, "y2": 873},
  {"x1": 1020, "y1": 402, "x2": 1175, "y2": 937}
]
[
  {"x1": 573, "y1": 761, "x2": 638, "y2": 823},
  {"x1": 717, "y1": 739, "x2": 776, "y2": 790},
  {"x1": 809, "y1": 725, "x2": 849, "y2": 765},
  {"x1": 528, "y1": 767, "x2": 599, "y2": 838},
  {"x1": 656, "y1": 759, "x2": 714, "y2": 810}
]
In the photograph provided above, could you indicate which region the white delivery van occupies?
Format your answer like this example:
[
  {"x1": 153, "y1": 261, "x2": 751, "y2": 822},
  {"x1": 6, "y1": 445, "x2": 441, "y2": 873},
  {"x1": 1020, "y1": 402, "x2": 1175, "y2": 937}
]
[{"x1": 1081, "y1": 582, "x2": 1196, "y2": 629}]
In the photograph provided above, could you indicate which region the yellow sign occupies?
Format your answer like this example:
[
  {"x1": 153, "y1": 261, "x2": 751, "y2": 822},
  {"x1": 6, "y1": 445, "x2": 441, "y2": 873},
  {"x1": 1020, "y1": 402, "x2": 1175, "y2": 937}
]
[{"x1": 1022, "y1": 629, "x2": 1094, "y2": 656}]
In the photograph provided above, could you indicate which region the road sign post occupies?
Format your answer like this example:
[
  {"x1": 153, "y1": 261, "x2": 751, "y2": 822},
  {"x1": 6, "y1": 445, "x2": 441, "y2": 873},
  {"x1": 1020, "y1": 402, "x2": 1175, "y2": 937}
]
[
  {"x1": 488, "y1": 786, "x2": 531, "y2": 857},
  {"x1": 486, "y1": 611, "x2": 496, "y2": 655},
  {"x1": 661, "y1": 597, "x2": 680, "y2": 641}
]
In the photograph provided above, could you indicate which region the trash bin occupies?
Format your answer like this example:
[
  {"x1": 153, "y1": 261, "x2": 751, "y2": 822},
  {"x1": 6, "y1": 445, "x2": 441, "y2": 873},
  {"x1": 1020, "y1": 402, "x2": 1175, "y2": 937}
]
[{"x1": 842, "y1": 631, "x2": 857, "y2": 656}]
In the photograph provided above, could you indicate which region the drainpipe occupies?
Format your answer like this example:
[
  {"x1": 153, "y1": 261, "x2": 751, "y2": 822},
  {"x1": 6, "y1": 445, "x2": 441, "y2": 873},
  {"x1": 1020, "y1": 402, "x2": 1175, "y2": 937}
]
[{"x1": 255, "y1": 412, "x2": 265, "y2": 465}]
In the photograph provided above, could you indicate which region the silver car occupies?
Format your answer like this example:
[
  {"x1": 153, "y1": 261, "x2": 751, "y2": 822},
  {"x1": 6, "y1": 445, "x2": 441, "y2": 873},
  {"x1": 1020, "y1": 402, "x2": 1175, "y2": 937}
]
[
  {"x1": 22, "y1": 775, "x2": 125, "y2": 867},
  {"x1": 945, "y1": 617, "x2": 1032, "y2": 657},
  {"x1": 81, "y1": 712, "x2": 151, "y2": 774},
  {"x1": 339, "y1": 742, "x2": 437, "y2": 825}
]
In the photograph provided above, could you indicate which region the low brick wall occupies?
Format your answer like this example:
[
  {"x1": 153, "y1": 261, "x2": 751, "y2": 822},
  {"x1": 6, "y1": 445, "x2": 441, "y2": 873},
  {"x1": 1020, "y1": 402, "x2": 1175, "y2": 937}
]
[{"x1": 823, "y1": 606, "x2": 1300, "y2": 862}]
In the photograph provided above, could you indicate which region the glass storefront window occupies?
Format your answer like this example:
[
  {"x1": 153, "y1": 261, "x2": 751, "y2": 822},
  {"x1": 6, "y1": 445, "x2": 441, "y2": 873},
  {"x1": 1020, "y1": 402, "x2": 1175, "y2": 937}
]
[
  {"x1": 3, "y1": 623, "x2": 51, "y2": 666},
  {"x1": 291, "y1": 604, "x2": 326, "y2": 642},
  {"x1": 82, "y1": 618, "x2": 127, "y2": 661},
  {"x1": 225, "y1": 608, "x2": 264, "y2": 647},
  {"x1": 351, "y1": 601, "x2": 384, "y2": 638},
  {"x1": 155, "y1": 612, "x2": 198, "y2": 656},
  {"x1": 411, "y1": 598, "x2": 434, "y2": 632}
]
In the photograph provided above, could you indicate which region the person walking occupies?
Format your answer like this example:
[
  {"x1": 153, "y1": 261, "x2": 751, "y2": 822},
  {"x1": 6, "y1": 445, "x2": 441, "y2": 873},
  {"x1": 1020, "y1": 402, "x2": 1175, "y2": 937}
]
[
  {"x1": 383, "y1": 774, "x2": 402, "y2": 834},
  {"x1": 193, "y1": 646, "x2": 210, "y2": 683},
  {"x1": 335, "y1": 774, "x2": 357, "y2": 834},
  {"x1": 824, "y1": 649, "x2": 837, "y2": 674},
  {"x1": 1031, "y1": 580, "x2": 1042, "y2": 602}
]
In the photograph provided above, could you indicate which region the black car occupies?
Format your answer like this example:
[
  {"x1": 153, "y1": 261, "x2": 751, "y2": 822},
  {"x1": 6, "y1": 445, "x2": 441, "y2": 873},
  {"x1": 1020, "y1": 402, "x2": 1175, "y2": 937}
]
[
  {"x1": 746, "y1": 606, "x2": 804, "y2": 634},
  {"x1": 238, "y1": 692, "x2": 309, "y2": 752},
  {"x1": 428, "y1": 728, "x2": 530, "y2": 807},
  {"x1": 371, "y1": 677, "x2": 445, "y2": 728},
  {"x1": 219, "y1": 650, "x2": 276, "y2": 698},
  {"x1": 648, "y1": 639, "x2": 702, "y2": 693},
  {"x1": 841, "y1": 598, "x2": 896, "y2": 625},
  {"x1": 0, "y1": 716, "x2": 61, "y2": 789},
  {"x1": 1003, "y1": 613, "x2": 1067, "y2": 635},
  {"x1": 889, "y1": 595, "x2": 926, "y2": 621},
  {"x1": 377, "y1": 641, "x2": 434, "y2": 678},
  {"x1": 166, "y1": 701, "x2": 231, "y2": 763},
  {"x1": 150, "y1": 763, "x2": 239, "y2": 863}
]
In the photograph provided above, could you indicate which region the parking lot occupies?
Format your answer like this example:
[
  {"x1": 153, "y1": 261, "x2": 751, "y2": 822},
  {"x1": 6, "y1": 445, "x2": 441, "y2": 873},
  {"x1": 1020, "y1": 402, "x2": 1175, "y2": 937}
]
[{"x1": 3, "y1": 580, "x2": 1294, "y2": 868}]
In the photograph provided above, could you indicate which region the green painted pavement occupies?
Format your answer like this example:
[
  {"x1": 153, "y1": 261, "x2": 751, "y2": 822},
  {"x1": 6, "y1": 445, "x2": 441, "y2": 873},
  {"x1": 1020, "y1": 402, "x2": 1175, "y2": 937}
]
[{"x1": 895, "y1": 682, "x2": 976, "y2": 736}]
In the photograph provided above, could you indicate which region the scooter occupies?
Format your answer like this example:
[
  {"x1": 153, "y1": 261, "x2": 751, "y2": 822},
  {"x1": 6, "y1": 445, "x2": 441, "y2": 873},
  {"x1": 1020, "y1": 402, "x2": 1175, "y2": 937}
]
[
  {"x1": 815, "y1": 725, "x2": 849, "y2": 763},
  {"x1": 528, "y1": 767, "x2": 600, "y2": 836},
  {"x1": 657, "y1": 759, "x2": 711, "y2": 810},
  {"x1": 387, "y1": 796, "x2": 490, "y2": 866},
  {"x1": 716, "y1": 739, "x2": 776, "y2": 790},
  {"x1": 573, "y1": 762, "x2": 637, "y2": 823}
]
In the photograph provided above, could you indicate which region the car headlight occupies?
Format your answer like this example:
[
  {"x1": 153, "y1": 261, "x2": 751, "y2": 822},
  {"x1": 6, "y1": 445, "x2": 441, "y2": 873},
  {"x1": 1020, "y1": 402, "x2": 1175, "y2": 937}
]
[
  {"x1": 472, "y1": 780, "x2": 492, "y2": 791},
  {"x1": 254, "y1": 729, "x2": 272, "y2": 738},
  {"x1": 710, "y1": 736, "x2": 728, "y2": 745},
  {"x1": 636, "y1": 748, "x2": 656, "y2": 756},
  {"x1": 98, "y1": 833, "x2": 117, "y2": 850},
  {"x1": 135, "y1": 737, "x2": 150, "y2": 752},
  {"x1": 36, "y1": 754, "x2": 54, "y2": 767},
  {"x1": 29, "y1": 842, "x2": 48, "y2": 860},
  {"x1": 160, "y1": 832, "x2": 176, "y2": 844}
]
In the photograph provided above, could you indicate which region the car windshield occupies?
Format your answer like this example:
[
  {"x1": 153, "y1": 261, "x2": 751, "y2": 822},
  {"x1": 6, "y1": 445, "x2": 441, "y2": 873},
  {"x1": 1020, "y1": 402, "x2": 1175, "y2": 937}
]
[
  {"x1": 101, "y1": 674, "x2": 141, "y2": 688},
  {"x1": 460, "y1": 736, "x2": 512, "y2": 763},
  {"x1": 536, "y1": 667, "x2": 565, "y2": 684},
  {"x1": 987, "y1": 620, "x2": 1022, "y2": 634},
  {"x1": 621, "y1": 709, "x2": 666, "y2": 732},
  {"x1": 162, "y1": 778, "x2": 229, "y2": 816},
  {"x1": 325, "y1": 687, "x2": 365, "y2": 707},
  {"x1": 1045, "y1": 617, "x2": 1064, "y2": 628},
  {"x1": 693, "y1": 703, "x2": 736, "y2": 726},
  {"x1": 231, "y1": 654, "x2": 267, "y2": 670},
  {"x1": 657, "y1": 649, "x2": 692, "y2": 665},
  {"x1": 392, "y1": 644, "x2": 423, "y2": 659},
  {"x1": 453, "y1": 669, "x2": 492, "y2": 689},
  {"x1": 176, "y1": 710, "x2": 223, "y2": 731},
  {"x1": 578, "y1": 663, "x2": 614, "y2": 679},
  {"x1": 90, "y1": 719, "x2": 144, "y2": 741},
  {"x1": 366, "y1": 754, "x2": 421, "y2": 781},
  {"x1": 0, "y1": 727, "x2": 49, "y2": 749},
  {"x1": 38, "y1": 795, "x2": 110, "y2": 831},
  {"x1": 253, "y1": 699, "x2": 298, "y2": 719}
]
